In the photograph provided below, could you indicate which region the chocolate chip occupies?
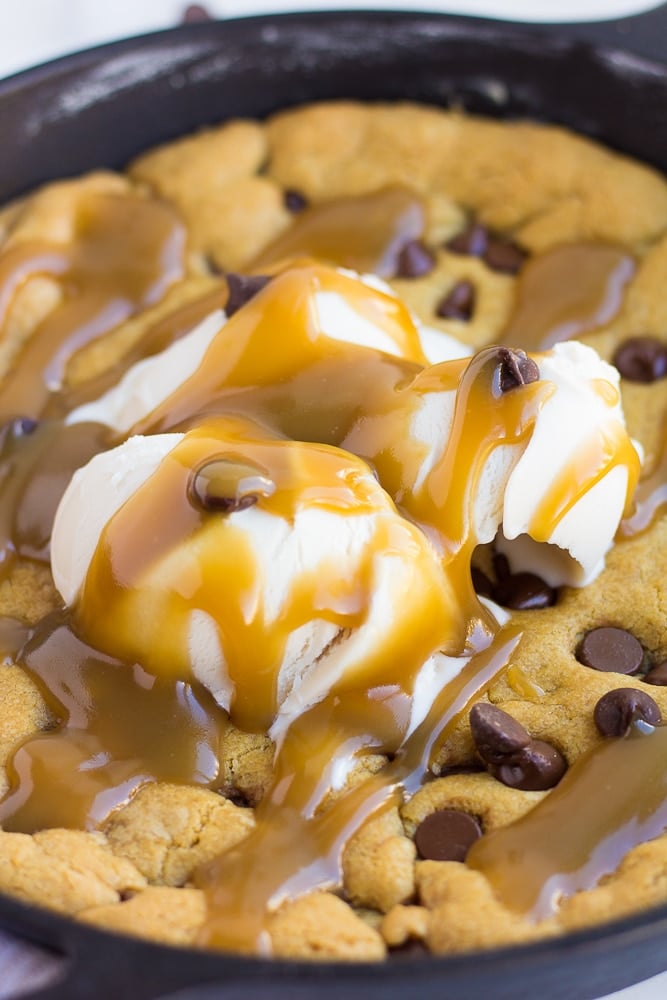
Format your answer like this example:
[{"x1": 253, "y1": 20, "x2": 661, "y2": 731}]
[
  {"x1": 435, "y1": 280, "x2": 476, "y2": 321},
  {"x1": 395, "y1": 240, "x2": 435, "y2": 279},
  {"x1": 471, "y1": 566, "x2": 494, "y2": 599},
  {"x1": 644, "y1": 661, "x2": 667, "y2": 686},
  {"x1": 492, "y1": 552, "x2": 511, "y2": 582},
  {"x1": 612, "y1": 336, "x2": 667, "y2": 383},
  {"x1": 594, "y1": 687, "x2": 662, "y2": 738},
  {"x1": 576, "y1": 627, "x2": 644, "y2": 675},
  {"x1": 493, "y1": 571, "x2": 557, "y2": 610},
  {"x1": 9, "y1": 417, "x2": 38, "y2": 438},
  {"x1": 225, "y1": 273, "x2": 271, "y2": 317},
  {"x1": 446, "y1": 223, "x2": 488, "y2": 258},
  {"x1": 483, "y1": 237, "x2": 527, "y2": 275},
  {"x1": 469, "y1": 703, "x2": 530, "y2": 765},
  {"x1": 181, "y1": 3, "x2": 213, "y2": 22},
  {"x1": 284, "y1": 189, "x2": 308, "y2": 213},
  {"x1": 490, "y1": 739, "x2": 567, "y2": 791},
  {"x1": 189, "y1": 459, "x2": 274, "y2": 514},
  {"x1": 414, "y1": 808, "x2": 482, "y2": 862},
  {"x1": 495, "y1": 347, "x2": 540, "y2": 394}
]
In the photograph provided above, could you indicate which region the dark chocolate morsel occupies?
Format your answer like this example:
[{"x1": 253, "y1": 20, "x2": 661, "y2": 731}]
[
  {"x1": 594, "y1": 688, "x2": 662, "y2": 737},
  {"x1": 471, "y1": 566, "x2": 494, "y2": 599},
  {"x1": 492, "y1": 552, "x2": 511, "y2": 582},
  {"x1": 181, "y1": 4, "x2": 213, "y2": 22},
  {"x1": 395, "y1": 240, "x2": 436, "y2": 279},
  {"x1": 576, "y1": 627, "x2": 644, "y2": 675},
  {"x1": 435, "y1": 280, "x2": 476, "y2": 321},
  {"x1": 612, "y1": 336, "x2": 667, "y2": 383},
  {"x1": 414, "y1": 808, "x2": 482, "y2": 862},
  {"x1": 493, "y1": 571, "x2": 557, "y2": 610},
  {"x1": 469, "y1": 702, "x2": 530, "y2": 765},
  {"x1": 446, "y1": 223, "x2": 488, "y2": 258},
  {"x1": 225, "y1": 273, "x2": 271, "y2": 317},
  {"x1": 9, "y1": 417, "x2": 38, "y2": 438},
  {"x1": 491, "y1": 739, "x2": 567, "y2": 791},
  {"x1": 483, "y1": 237, "x2": 527, "y2": 275},
  {"x1": 284, "y1": 189, "x2": 308, "y2": 213},
  {"x1": 644, "y1": 661, "x2": 667, "y2": 686},
  {"x1": 495, "y1": 347, "x2": 540, "y2": 393},
  {"x1": 189, "y1": 459, "x2": 274, "y2": 514}
]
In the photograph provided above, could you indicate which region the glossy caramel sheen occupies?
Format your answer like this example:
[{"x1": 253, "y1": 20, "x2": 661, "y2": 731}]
[
  {"x1": 467, "y1": 723, "x2": 667, "y2": 919},
  {"x1": 502, "y1": 244, "x2": 635, "y2": 350},
  {"x1": 0, "y1": 180, "x2": 652, "y2": 955},
  {"x1": 252, "y1": 187, "x2": 426, "y2": 278}
]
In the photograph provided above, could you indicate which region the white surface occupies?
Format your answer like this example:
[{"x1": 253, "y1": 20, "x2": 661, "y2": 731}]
[
  {"x1": 1, "y1": 1, "x2": 667, "y2": 998},
  {"x1": 0, "y1": 0, "x2": 663, "y2": 80}
]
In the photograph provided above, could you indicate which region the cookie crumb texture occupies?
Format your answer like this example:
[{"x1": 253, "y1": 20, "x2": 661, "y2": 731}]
[{"x1": 2, "y1": 100, "x2": 667, "y2": 959}]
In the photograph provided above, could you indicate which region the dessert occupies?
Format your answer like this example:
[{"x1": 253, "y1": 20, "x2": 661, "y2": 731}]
[{"x1": 0, "y1": 100, "x2": 666, "y2": 961}]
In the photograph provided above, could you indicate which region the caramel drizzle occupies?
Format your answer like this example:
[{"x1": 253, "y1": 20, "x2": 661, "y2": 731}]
[
  {"x1": 252, "y1": 187, "x2": 426, "y2": 279},
  {"x1": 0, "y1": 191, "x2": 186, "y2": 421},
  {"x1": 131, "y1": 264, "x2": 427, "y2": 441},
  {"x1": 502, "y1": 244, "x2": 635, "y2": 351},
  {"x1": 0, "y1": 615, "x2": 228, "y2": 833},
  {"x1": 196, "y1": 628, "x2": 521, "y2": 953},
  {"x1": 467, "y1": 723, "x2": 667, "y2": 920},
  {"x1": 620, "y1": 422, "x2": 667, "y2": 538}
]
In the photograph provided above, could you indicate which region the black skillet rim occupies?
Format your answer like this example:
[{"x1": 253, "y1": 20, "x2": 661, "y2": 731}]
[{"x1": 1, "y1": 8, "x2": 667, "y2": 999}]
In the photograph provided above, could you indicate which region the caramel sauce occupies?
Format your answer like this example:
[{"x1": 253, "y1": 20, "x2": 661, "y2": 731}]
[
  {"x1": 502, "y1": 244, "x2": 635, "y2": 350},
  {"x1": 0, "y1": 191, "x2": 186, "y2": 421},
  {"x1": 528, "y1": 415, "x2": 641, "y2": 538},
  {"x1": 467, "y1": 723, "x2": 667, "y2": 919},
  {"x1": 620, "y1": 425, "x2": 667, "y2": 538},
  {"x1": 131, "y1": 264, "x2": 427, "y2": 442},
  {"x1": 0, "y1": 420, "x2": 110, "y2": 572},
  {"x1": 252, "y1": 188, "x2": 426, "y2": 279},
  {"x1": 0, "y1": 615, "x2": 228, "y2": 832}
]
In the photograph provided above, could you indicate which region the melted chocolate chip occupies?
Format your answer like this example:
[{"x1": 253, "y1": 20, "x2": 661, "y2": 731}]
[
  {"x1": 490, "y1": 739, "x2": 567, "y2": 791},
  {"x1": 644, "y1": 661, "x2": 667, "y2": 686},
  {"x1": 612, "y1": 336, "x2": 667, "y2": 383},
  {"x1": 471, "y1": 566, "x2": 494, "y2": 599},
  {"x1": 4, "y1": 417, "x2": 38, "y2": 440},
  {"x1": 594, "y1": 688, "x2": 662, "y2": 738},
  {"x1": 576, "y1": 627, "x2": 644, "y2": 675},
  {"x1": 414, "y1": 808, "x2": 482, "y2": 862},
  {"x1": 495, "y1": 347, "x2": 540, "y2": 394},
  {"x1": 435, "y1": 280, "x2": 476, "y2": 321},
  {"x1": 225, "y1": 274, "x2": 271, "y2": 317},
  {"x1": 189, "y1": 459, "x2": 274, "y2": 514},
  {"x1": 446, "y1": 223, "x2": 488, "y2": 258},
  {"x1": 181, "y1": 3, "x2": 213, "y2": 22},
  {"x1": 484, "y1": 237, "x2": 526, "y2": 275},
  {"x1": 395, "y1": 240, "x2": 435, "y2": 279},
  {"x1": 492, "y1": 552, "x2": 511, "y2": 582},
  {"x1": 493, "y1": 571, "x2": 557, "y2": 610},
  {"x1": 284, "y1": 189, "x2": 308, "y2": 213},
  {"x1": 469, "y1": 703, "x2": 530, "y2": 765}
]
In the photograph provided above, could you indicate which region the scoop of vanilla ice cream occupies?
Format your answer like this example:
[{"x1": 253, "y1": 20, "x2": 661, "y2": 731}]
[
  {"x1": 351, "y1": 340, "x2": 641, "y2": 587},
  {"x1": 66, "y1": 270, "x2": 469, "y2": 432},
  {"x1": 52, "y1": 428, "x2": 464, "y2": 744},
  {"x1": 499, "y1": 341, "x2": 641, "y2": 585}
]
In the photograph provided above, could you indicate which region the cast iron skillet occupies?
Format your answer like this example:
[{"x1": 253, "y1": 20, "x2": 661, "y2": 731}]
[{"x1": 1, "y1": 7, "x2": 667, "y2": 999}]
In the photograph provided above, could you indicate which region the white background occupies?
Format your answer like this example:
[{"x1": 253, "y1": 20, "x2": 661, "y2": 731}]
[{"x1": 1, "y1": 1, "x2": 667, "y2": 998}]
